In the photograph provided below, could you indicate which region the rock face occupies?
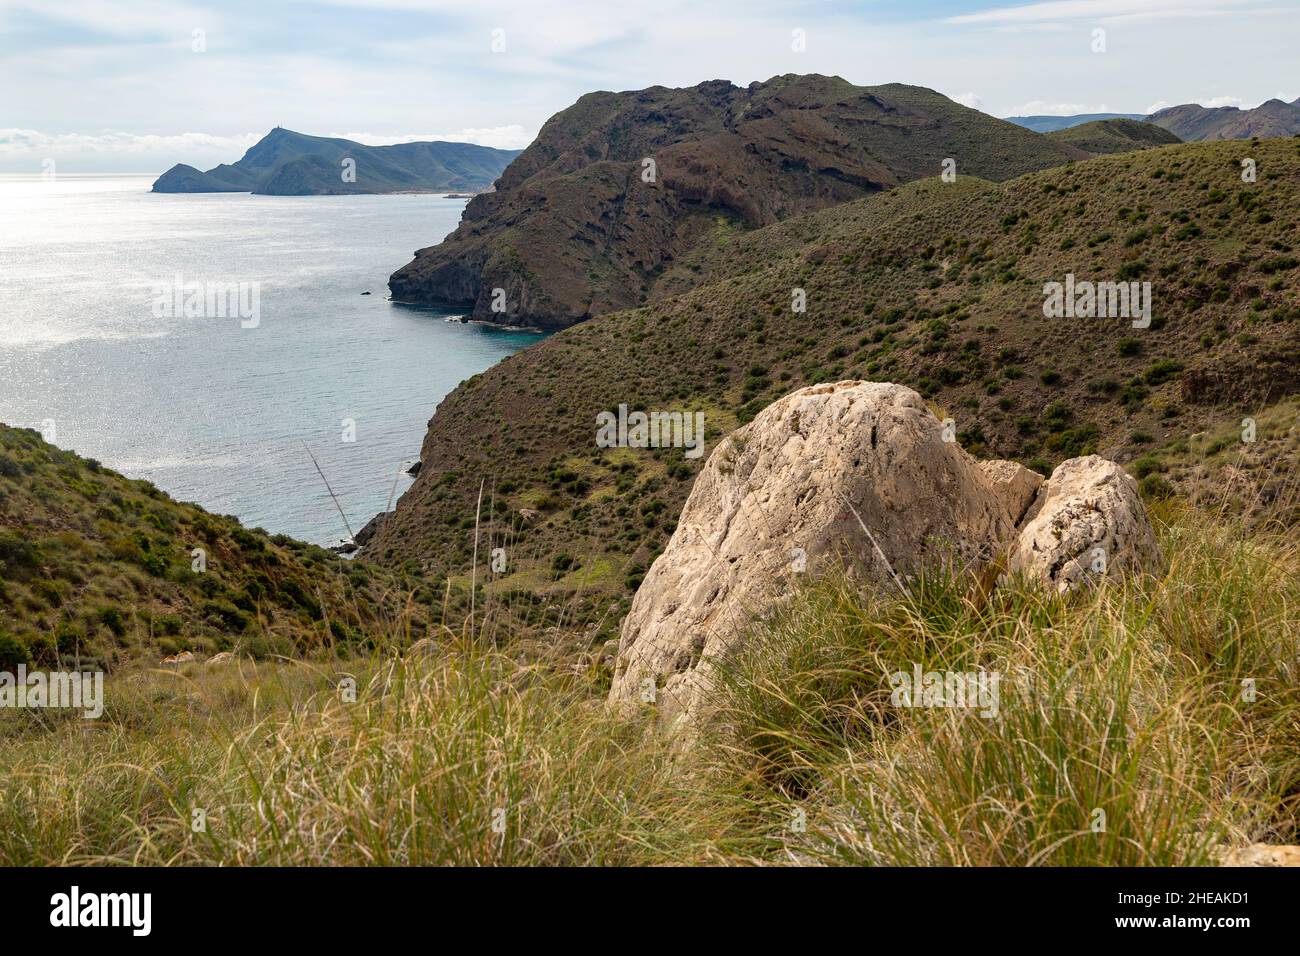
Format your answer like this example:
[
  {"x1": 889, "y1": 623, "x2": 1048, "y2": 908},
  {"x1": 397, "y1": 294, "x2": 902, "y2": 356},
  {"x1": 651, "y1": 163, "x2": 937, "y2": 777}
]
[
  {"x1": 607, "y1": 381, "x2": 1017, "y2": 729},
  {"x1": 978, "y1": 460, "x2": 1044, "y2": 526},
  {"x1": 1005, "y1": 455, "x2": 1162, "y2": 592},
  {"x1": 389, "y1": 75, "x2": 1085, "y2": 329},
  {"x1": 608, "y1": 383, "x2": 1165, "y2": 733}
]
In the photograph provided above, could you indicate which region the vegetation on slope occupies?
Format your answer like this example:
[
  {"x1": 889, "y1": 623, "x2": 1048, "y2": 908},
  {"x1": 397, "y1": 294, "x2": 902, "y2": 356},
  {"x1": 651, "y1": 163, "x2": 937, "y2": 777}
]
[
  {"x1": 369, "y1": 139, "x2": 1300, "y2": 623},
  {"x1": 0, "y1": 503, "x2": 1294, "y2": 865},
  {"x1": 0, "y1": 425, "x2": 408, "y2": 671},
  {"x1": 389, "y1": 74, "x2": 1088, "y2": 328},
  {"x1": 1047, "y1": 118, "x2": 1182, "y2": 154}
]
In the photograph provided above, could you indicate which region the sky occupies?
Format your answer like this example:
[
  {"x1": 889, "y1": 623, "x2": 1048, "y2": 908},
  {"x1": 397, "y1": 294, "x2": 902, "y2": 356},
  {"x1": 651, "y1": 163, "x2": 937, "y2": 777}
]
[{"x1": 2, "y1": 0, "x2": 1297, "y2": 172}]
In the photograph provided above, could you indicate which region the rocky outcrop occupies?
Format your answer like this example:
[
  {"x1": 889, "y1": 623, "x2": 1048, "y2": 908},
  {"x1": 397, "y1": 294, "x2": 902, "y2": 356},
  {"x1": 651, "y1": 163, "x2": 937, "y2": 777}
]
[
  {"x1": 1005, "y1": 455, "x2": 1162, "y2": 592},
  {"x1": 607, "y1": 381, "x2": 1018, "y2": 729},
  {"x1": 389, "y1": 75, "x2": 1085, "y2": 329},
  {"x1": 608, "y1": 382, "x2": 1164, "y2": 733}
]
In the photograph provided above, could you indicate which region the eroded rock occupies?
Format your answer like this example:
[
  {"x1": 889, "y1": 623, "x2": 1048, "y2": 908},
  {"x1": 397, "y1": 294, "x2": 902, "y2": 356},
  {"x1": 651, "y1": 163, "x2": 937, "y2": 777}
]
[
  {"x1": 608, "y1": 381, "x2": 1016, "y2": 730},
  {"x1": 978, "y1": 459, "x2": 1044, "y2": 526},
  {"x1": 1005, "y1": 455, "x2": 1162, "y2": 592}
]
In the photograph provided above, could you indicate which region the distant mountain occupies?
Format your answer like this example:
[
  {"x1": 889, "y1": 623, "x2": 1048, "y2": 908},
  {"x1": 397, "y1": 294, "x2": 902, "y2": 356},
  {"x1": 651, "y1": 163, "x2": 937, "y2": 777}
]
[
  {"x1": 1046, "y1": 118, "x2": 1182, "y2": 154},
  {"x1": 152, "y1": 128, "x2": 520, "y2": 196},
  {"x1": 1006, "y1": 113, "x2": 1145, "y2": 133},
  {"x1": 1146, "y1": 98, "x2": 1300, "y2": 141},
  {"x1": 389, "y1": 74, "x2": 1089, "y2": 330}
]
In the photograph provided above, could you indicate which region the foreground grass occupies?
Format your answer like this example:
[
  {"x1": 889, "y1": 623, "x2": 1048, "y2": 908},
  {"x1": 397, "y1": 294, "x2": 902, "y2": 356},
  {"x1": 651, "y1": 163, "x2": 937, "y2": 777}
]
[{"x1": 0, "y1": 504, "x2": 1295, "y2": 865}]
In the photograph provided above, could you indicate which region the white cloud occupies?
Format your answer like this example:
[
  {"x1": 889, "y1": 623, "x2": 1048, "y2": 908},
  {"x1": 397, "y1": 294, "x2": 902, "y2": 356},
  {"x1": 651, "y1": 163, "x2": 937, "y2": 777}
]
[
  {"x1": 329, "y1": 126, "x2": 534, "y2": 149},
  {"x1": 1002, "y1": 101, "x2": 1114, "y2": 116},
  {"x1": 1200, "y1": 95, "x2": 1244, "y2": 108},
  {"x1": 950, "y1": 91, "x2": 984, "y2": 109},
  {"x1": 0, "y1": 129, "x2": 260, "y2": 159},
  {"x1": 1145, "y1": 99, "x2": 1171, "y2": 113},
  {"x1": 947, "y1": 0, "x2": 1260, "y2": 26}
]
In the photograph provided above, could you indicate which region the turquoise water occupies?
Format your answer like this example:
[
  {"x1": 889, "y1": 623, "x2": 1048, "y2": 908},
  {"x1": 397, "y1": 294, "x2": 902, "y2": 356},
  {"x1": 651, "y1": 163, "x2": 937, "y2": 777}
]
[{"x1": 0, "y1": 174, "x2": 539, "y2": 546}]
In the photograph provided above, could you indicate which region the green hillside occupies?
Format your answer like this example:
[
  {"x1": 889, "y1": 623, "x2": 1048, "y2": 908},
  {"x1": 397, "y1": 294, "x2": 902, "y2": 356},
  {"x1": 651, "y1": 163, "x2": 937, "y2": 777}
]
[
  {"x1": 367, "y1": 138, "x2": 1300, "y2": 618},
  {"x1": 389, "y1": 75, "x2": 1089, "y2": 329},
  {"x1": 0, "y1": 425, "x2": 407, "y2": 671},
  {"x1": 1047, "y1": 118, "x2": 1183, "y2": 154}
]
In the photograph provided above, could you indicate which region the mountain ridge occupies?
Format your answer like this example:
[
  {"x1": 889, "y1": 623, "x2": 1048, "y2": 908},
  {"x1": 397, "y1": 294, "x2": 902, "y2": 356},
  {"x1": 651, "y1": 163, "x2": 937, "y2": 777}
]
[
  {"x1": 387, "y1": 74, "x2": 1091, "y2": 330},
  {"x1": 152, "y1": 127, "x2": 520, "y2": 196}
]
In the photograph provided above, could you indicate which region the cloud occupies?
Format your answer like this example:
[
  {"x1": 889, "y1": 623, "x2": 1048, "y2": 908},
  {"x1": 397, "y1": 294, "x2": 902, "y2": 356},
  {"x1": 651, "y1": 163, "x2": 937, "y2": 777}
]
[
  {"x1": 1002, "y1": 100, "x2": 1114, "y2": 116},
  {"x1": 1200, "y1": 95, "x2": 1244, "y2": 108},
  {"x1": 946, "y1": 0, "x2": 1261, "y2": 26},
  {"x1": 328, "y1": 126, "x2": 534, "y2": 149},
  {"x1": 950, "y1": 91, "x2": 984, "y2": 109},
  {"x1": 0, "y1": 129, "x2": 260, "y2": 159},
  {"x1": 0, "y1": 127, "x2": 533, "y2": 167}
]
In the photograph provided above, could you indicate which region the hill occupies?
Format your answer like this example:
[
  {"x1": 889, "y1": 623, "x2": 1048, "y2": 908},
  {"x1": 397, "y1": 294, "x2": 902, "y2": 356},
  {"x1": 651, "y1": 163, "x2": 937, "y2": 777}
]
[
  {"x1": 0, "y1": 424, "x2": 408, "y2": 671},
  {"x1": 365, "y1": 138, "x2": 1300, "y2": 616},
  {"x1": 151, "y1": 128, "x2": 520, "y2": 196},
  {"x1": 1047, "y1": 118, "x2": 1182, "y2": 154},
  {"x1": 388, "y1": 74, "x2": 1089, "y2": 330},
  {"x1": 1006, "y1": 112, "x2": 1145, "y2": 133},
  {"x1": 1148, "y1": 98, "x2": 1300, "y2": 141}
]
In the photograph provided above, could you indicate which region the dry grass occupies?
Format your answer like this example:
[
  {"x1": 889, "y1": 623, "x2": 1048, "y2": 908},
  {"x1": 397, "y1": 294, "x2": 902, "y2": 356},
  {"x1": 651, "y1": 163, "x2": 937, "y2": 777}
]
[{"x1": 0, "y1": 504, "x2": 1295, "y2": 865}]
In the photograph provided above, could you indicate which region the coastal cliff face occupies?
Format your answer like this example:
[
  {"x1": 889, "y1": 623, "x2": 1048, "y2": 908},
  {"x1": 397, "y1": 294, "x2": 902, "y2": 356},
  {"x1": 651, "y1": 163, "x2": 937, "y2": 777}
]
[{"x1": 387, "y1": 74, "x2": 1088, "y2": 329}]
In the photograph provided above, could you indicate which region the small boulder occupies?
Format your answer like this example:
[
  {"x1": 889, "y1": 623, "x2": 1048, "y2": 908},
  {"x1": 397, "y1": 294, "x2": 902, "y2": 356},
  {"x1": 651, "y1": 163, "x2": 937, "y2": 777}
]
[
  {"x1": 1006, "y1": 455, "x2": 1162, "y2": 592},
  {"x1": 205, "y1": 651, "x2": 236, "y2": 667},
  {"x1": 160, "y1": 651, "x2": 196, "y2": 667}
]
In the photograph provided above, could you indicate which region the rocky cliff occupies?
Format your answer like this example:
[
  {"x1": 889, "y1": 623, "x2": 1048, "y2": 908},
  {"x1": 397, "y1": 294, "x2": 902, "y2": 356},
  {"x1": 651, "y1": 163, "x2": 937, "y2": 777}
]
[{"x1": 388, "y1": 74, "x2": 1088, "y2": 329}]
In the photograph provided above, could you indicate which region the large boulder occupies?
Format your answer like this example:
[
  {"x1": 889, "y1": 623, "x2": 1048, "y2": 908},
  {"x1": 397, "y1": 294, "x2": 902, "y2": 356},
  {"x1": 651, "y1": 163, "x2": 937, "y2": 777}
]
[
  {"x1": 608, "y1": 381, "x2": 1017, "y2": 730},
  {"x1": 1006, "y1": 455, "x2": 1162, "y2": 592}
]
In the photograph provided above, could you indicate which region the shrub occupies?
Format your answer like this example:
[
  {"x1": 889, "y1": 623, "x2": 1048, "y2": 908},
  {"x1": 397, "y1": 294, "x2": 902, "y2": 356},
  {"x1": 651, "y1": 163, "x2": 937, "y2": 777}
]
[{"x1": 0, "y1": 631, "x2": 30, "y2": 670}]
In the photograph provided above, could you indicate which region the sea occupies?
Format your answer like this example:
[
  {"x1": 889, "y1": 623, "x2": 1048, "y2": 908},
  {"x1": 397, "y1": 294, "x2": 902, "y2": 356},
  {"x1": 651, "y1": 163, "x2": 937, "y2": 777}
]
[{"x1": 0, "y1": 173, "x2": 539, "y2": 547}]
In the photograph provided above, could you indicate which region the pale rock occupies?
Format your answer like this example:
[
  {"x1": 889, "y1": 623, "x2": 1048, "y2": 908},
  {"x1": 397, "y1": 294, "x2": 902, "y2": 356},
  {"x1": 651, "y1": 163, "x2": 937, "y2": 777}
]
[
  {"x1": 608, "y1": 381, "x2": 1016, "y2": 730},
  {"x1": 978, "y1": 459, "x2": 1044, "y2": 526},
  {"x1": 1006, "y1": 455, "x2": 1161, "y2": 592},
  {"x1": 1221, "y1": 843, "x2": 1300, "y2": 867}
]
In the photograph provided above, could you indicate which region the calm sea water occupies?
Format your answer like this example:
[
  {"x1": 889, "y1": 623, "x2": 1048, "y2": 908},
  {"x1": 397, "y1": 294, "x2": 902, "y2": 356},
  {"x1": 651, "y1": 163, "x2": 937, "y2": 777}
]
[{"x1": 0, "y1": 174, "x2": 538, "y2": 546}]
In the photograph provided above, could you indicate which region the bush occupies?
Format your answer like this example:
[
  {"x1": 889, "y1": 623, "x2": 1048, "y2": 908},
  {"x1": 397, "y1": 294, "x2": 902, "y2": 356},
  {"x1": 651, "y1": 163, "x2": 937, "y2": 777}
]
[
  {"x1": 1139, "y1": 474, "x2": 1175, "y2": 499},
  {"x1": 0, "y1": 533, "x2": 41, "y2": 572},
  {"x1": 0, "y1": 631, "x2": 30, "y2": 670},
  {"x1": 98, "y1": 606, "x2": 127, "y2": 638}
]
